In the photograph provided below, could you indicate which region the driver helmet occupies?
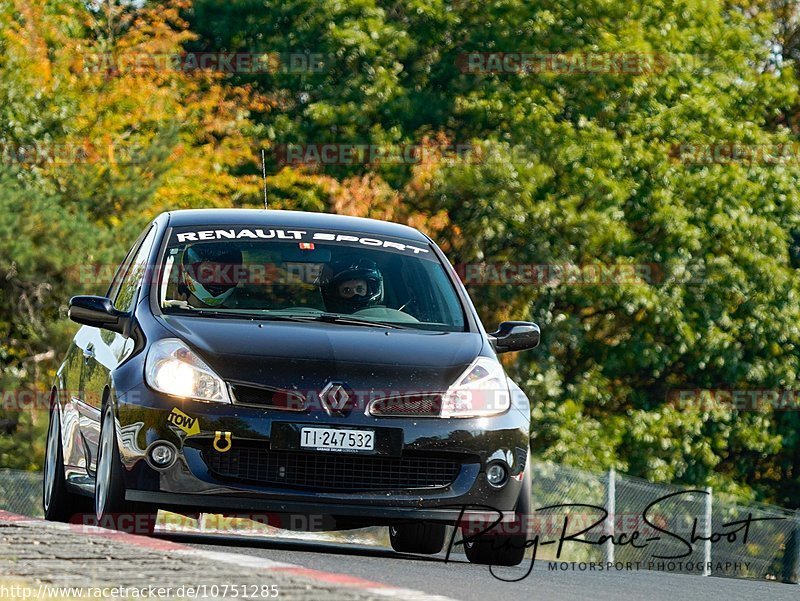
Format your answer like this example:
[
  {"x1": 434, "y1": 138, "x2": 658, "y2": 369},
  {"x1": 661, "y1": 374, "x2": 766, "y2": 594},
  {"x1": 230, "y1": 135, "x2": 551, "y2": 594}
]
[
  {"x1": 319, "y1": 255, "x2": 384, "y2": 313},
  {"x1": 180, "y1": 242, "x2": 243, "y2": 307}
]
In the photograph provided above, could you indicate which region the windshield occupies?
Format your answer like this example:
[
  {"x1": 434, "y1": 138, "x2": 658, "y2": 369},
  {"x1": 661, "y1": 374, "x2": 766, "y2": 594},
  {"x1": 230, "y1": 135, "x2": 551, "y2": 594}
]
[{"x1": 157, "y1": 226, "x2": 466, "y2": 332}]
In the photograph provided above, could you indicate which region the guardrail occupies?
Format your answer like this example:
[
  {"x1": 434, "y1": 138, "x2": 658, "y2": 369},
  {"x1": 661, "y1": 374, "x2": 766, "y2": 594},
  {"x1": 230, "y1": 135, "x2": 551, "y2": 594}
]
[{"x1": 2, "y1": 463, "x2": 797, "y2": 583}]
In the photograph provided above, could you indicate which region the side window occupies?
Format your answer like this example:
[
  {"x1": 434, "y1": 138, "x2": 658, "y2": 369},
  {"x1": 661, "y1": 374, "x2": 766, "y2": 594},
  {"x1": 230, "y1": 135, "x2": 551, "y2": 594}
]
[
  {"x1": 106, "y1": 226, "x2": 151, "y2": 301},
  {"x1": 113, "y1": 226, "x2": 158, "y2": 312}
]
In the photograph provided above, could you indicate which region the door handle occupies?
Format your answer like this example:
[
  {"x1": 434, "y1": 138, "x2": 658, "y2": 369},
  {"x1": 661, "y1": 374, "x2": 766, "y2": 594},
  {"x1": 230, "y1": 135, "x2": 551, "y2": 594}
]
[{"x1": 83, "y1": 343, "x2": 95, "y2": 361}]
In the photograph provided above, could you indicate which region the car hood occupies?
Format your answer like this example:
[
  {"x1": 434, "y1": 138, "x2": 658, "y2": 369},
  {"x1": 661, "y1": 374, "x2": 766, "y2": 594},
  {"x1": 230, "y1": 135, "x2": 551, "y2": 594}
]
[{"x1": 158, "y1": 315, "x2": 485, "y2": 394}]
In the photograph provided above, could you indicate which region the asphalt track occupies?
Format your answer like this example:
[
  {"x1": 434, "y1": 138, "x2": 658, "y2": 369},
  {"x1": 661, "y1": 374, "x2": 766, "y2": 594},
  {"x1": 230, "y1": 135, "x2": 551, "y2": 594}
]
[{"x1": 160, "y1": 530, "x2": 800, "y2": 601}]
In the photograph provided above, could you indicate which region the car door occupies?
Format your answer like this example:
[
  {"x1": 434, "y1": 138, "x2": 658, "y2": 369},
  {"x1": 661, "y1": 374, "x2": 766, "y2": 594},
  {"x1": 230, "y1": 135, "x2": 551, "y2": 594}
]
[
  {"x1": 78, "y1": 224, "x2": 158, "y2": 474},
  {"x1": 67, "y1": 239, "x2": 139, "y2": 480},
  {"x1": 57, "y1": 336, "x2": 91, "y2": 483}
]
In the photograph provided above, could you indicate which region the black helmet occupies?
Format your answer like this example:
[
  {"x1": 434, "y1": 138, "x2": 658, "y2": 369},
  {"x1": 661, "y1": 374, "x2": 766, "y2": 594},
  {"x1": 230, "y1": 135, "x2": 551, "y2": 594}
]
[
  {"x1": 319, "y1": 255, "x2": 384, "y2": 313},
  {"x1": 180, "y1": 242, "x2": 244, "y2": 307}
]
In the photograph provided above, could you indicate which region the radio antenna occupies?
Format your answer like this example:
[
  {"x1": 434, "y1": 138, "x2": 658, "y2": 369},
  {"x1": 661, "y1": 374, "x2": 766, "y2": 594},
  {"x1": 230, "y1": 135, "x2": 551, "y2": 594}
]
[{"x1": 261, "y1": 148, "x2": 268, "y2": 210}]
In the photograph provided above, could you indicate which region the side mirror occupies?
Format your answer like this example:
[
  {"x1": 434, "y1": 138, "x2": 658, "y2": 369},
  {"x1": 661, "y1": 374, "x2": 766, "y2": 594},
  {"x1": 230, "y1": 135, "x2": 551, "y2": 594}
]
[
  {"x1": 68, "y1": 296, "x2": 127, "y2": 334},
  {"x1": 490, "y1": 321, "x2": 540, "y2": 354}
]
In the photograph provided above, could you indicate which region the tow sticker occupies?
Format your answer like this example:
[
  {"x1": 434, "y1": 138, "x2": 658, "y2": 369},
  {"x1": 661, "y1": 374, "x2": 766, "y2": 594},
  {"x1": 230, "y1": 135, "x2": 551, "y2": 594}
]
[{"x1": 167, "y1": 408, "x2": 200, "y2": 436}]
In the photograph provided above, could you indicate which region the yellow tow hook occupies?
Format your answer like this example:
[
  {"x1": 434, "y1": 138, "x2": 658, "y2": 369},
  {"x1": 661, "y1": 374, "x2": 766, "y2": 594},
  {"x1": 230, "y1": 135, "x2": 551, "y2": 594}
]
[{"x1": 213, "y1": 431, "x2": 232, "y2": 453}]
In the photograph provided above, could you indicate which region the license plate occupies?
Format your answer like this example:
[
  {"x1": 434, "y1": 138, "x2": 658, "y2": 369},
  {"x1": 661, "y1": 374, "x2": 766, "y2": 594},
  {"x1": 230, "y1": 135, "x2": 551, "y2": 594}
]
[{"x1": 300, "y1": 427, "x2": 375, "y2": 452}]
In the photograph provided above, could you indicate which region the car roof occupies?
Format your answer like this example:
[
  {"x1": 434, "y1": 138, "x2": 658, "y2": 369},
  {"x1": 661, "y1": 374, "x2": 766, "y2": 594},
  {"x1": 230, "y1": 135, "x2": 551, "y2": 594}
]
[{"x1": 163, "y1": 209, "x2": 430, "y2": 243}]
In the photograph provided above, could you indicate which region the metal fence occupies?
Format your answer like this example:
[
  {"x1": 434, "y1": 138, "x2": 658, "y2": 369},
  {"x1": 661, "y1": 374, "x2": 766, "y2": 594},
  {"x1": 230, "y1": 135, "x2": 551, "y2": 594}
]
[
  {"x1": 1, "y1": 463, "x2": 797, "y2": 584},
  {"x1": 528, "y1": 462, "x2": 800, "y2": 583},
  {"x1": 0, "y1": 469, "x2": 42, "y2": 518}
]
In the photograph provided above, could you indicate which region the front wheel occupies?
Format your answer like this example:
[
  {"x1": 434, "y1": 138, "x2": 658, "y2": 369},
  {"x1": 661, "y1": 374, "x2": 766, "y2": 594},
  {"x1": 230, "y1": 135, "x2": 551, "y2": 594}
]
[
  {"x1": 463, "y1": 532, "x2": 527, "y2": 566},
  {"x1": 43, "y1": 395, "x2": 91, "y2": 522},
  {"x1": 389, "y1": 522, "x2": 447, "y2": 554},
  {"x1": 95, "y1": 402, "x2": 157, "y2": 535}
]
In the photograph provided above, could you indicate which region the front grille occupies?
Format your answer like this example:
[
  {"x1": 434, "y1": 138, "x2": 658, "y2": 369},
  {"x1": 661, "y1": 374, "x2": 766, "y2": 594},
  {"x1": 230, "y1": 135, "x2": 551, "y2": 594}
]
[
  {"x1": 204, "y1": 446, "x2": 461, "y2": 491},
  {"x1": 368, "y1": 393, "x2": 443, "y2": 417},
  {"x1": 231, "y1": 384, "x2": 306, "y2": 411}
]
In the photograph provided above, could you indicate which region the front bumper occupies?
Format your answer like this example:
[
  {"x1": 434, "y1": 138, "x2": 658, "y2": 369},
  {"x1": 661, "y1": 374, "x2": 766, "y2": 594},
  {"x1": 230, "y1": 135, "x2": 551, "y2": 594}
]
[{"x1": 115, "y1": 385, "x2": 530, "y2": 526}]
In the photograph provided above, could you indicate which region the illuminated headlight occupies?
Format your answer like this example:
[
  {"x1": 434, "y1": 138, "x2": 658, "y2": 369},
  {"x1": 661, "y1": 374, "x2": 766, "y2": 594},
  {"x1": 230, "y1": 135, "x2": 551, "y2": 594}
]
[
  {"x1": 441, "y1": 357, "x2": 510, "y2": 418},
  {"x1": 145, "y1": 339, "x2": 231, "y2": 403}
]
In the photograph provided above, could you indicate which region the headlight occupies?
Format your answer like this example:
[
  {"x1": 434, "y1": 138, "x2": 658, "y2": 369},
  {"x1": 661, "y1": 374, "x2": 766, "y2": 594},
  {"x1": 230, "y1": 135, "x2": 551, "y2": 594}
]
[
  {"x1": 441, "y1": 357, "x2": 510, "y2": 418},
  {"x1": 144, "y1": 339, "x2": 231, "y2": 403}
]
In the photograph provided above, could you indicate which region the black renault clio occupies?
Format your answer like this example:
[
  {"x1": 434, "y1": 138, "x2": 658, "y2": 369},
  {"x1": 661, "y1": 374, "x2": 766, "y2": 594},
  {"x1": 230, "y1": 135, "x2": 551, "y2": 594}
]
[{"x1": 43, "y1": 209, "x2": 540, "y2": 565}]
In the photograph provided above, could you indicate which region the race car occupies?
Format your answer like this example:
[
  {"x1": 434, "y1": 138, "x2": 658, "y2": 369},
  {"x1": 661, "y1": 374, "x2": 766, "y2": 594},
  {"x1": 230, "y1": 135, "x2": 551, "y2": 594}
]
[{"x1": 43, "y1": 209, "x2": 540, "y2": 565}]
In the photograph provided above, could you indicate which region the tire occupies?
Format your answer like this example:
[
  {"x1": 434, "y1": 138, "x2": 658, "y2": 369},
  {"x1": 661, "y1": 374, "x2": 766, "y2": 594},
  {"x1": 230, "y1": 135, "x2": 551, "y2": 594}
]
[
  {"x1": 389, "y1": 522, "x2": 447, "y2": 554},
  {"x1": 95, "y1": 401, "x2": 157, "y2": 535},
  {"x1": 43, "y1": 396, "x2": 92, "y2": 522},
  {"x1": 463, "y1": 532, "x2": 527, "y2": 566},
  {"x1": 464, "y1": 459, "x2": 531, "y2": 567}
]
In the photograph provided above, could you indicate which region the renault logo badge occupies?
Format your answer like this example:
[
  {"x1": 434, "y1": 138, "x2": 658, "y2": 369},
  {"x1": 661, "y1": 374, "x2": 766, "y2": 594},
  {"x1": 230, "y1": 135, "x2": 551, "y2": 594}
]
[{"x1": 320, "y1": 382, "x2": 351, "y2": 414}]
